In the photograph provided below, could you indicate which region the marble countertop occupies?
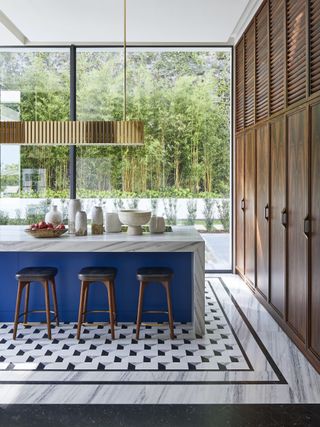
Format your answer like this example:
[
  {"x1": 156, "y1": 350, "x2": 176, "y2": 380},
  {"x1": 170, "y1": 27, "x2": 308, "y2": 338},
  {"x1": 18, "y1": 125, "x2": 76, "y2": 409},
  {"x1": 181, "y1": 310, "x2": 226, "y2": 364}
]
[{"x1": 0, "y1": 225, "x2": 204, "y2": 252}]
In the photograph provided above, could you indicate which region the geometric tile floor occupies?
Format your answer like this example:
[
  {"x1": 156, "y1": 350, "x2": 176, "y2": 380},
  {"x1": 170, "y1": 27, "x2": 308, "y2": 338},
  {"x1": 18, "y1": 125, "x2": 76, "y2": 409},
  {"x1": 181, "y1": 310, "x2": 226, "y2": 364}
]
[{"x1": 0, "y1": 281, "x2": 249, "y2": 372}]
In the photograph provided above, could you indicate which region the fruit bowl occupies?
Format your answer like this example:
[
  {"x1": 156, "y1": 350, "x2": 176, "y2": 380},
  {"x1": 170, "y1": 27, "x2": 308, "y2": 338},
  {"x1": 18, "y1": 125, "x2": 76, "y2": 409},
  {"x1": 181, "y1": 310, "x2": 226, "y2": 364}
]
[
  {"x1": 118, "y1": 210, "x2": 151, "y2": 235},
  {"x1": 25, "y1": 228, "x2": 68, "y2": 238}
]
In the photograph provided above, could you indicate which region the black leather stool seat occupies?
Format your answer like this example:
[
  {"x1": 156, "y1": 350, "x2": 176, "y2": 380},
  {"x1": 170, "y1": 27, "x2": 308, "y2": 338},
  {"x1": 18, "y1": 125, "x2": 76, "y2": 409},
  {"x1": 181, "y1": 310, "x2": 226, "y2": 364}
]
[
  {"x1": 78, "y1": 267, "x2": 117, "y2": 282},
  {"x1": 136, "y1": 267, "x2": 173, "y2": 282},
  {"x1": 16, "y1": 267, "x2": 58, "y2": 282}
]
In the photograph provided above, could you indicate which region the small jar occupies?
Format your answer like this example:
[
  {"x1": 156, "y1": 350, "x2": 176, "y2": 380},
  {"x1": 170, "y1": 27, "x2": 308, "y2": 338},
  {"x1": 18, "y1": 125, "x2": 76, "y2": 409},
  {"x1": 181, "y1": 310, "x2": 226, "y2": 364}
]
[
  {"x1": 75, "y1": 211, "x2": 87, "y2": 236},
  {"x1": 68, "y1": 199, "x2": 81, "y2": 234},
  {"x1": 45, "y1": 205, "x2": 62, "y2": 227},
  {"x1": 105, "y1": 212, "x2": 122, "y2": 233},
  {"x1": 91, "y1": 206, "x2": 104, "y2": 235}
]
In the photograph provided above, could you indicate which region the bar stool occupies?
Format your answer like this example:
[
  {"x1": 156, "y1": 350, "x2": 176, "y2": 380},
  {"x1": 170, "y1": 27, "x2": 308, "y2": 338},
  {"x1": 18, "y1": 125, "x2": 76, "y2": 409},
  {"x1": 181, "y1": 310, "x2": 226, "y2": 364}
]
[
  {"x1": 76, "y1": 267, "x2": 117, "y2": 340},
  {"x1": 13, "y1": 267, "x2": 59, "y2": 340},
  {"x1": 136, "y1": 267, "x2": 175, "y2": 340}
]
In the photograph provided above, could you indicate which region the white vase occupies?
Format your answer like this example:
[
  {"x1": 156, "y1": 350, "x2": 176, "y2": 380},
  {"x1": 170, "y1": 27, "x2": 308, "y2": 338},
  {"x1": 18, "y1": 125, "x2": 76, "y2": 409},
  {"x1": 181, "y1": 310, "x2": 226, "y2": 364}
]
[
  {"x1": 68, "y1": 199, "x2": 81, "y2": 234},
  {"x1": 45, "y1": 205, "x2": 62, "y2": 227},
  {"x1": 91, "y1": 206, "x2": 104, "y2": 235},
  {"x1": 149, "y1": 215, "x2": 166, "y2": 233},
  {"x1": 75, "y1": 211, "x2": 87, "y2": 236},
  {"x1": 105, "y1": 212, "x2": 122, "y2": 233}
]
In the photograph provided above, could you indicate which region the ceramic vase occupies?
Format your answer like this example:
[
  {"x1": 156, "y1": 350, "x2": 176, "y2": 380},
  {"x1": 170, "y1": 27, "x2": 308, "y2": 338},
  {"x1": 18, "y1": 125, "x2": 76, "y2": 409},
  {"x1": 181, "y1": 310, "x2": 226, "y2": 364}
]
[
  {"x1": 45, "y1": 205, "x2": 62, "y2": 227},
  {"x1": 149, "y1": 215, "x2": 166, "y2": 233},
  {"x1": 105, "y1": 212, "x2": 122, "y2": 233},
  {"x1": 91, "y1": 206, "x2": 104, "y2": 235},
  {"x1": 68, "y1": 199, "x2": 81, "y2": 234},
  {"x1": 75, "y1": 211, "x2": 87, "y2": 236}
]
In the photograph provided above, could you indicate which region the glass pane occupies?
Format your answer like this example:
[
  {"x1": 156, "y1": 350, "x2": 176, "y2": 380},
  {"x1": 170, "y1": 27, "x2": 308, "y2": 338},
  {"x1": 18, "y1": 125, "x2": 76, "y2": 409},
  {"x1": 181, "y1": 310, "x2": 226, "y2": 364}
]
[
  {"x1": 76, "y1": 47, "x2": 231, "y2": 270},
  {"x1": 0, "y1": 48, "x2": 70, "y2": 225}
]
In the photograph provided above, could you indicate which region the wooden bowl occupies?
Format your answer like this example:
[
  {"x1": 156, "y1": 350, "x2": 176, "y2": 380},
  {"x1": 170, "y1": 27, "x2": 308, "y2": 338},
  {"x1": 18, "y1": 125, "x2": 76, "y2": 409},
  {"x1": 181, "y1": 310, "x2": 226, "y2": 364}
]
[{"x1": 25, "y1": 228, "x2": 68, "y2": 238}]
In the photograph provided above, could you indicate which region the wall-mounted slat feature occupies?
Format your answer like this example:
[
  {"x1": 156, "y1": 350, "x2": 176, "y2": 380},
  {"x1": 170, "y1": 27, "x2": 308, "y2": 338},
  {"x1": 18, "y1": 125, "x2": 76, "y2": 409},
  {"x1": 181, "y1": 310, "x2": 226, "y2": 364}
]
[
  {"x1": 310, "y1": 0, "x2": 320, "y2": 95},
  {"x1": 244, "y1": 22, "x2": 255, "y2": 127},
  {"x1": 255, "y1": 1, "x2": 269, "y2": 121},
  {"x1": 269, "y1": 0, "x2": 286, "y2": 114},
  {"x1": 0, "y1": 120, "x2": 144, "y2": 145},
  {"x1": 286, "y1": 0, "x2": 307, "y2": 105},
  {"x1": 236, "y1": 38, "x2": 245, "y2": 132}
]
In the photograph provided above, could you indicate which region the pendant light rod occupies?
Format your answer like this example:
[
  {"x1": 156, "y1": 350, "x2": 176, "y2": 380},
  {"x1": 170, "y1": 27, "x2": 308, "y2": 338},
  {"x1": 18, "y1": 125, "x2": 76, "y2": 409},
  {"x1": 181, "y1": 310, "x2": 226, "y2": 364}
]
[{"x1": 123, "y1": 0, "x2": 127, "y2": 121}]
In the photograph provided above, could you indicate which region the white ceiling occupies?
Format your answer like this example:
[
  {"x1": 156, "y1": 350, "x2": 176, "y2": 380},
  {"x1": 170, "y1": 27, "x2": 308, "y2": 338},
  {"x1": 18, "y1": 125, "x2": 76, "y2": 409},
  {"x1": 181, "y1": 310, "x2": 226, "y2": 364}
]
[{"x1": 0, "y1": 0, "x2": 262, "y2": 46}]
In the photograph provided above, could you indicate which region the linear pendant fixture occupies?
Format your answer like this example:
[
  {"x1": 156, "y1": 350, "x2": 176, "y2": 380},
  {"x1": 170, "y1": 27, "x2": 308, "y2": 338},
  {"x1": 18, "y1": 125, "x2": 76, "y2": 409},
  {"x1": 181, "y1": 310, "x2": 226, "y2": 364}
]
[{"x1": 0, "y1": 0, "x2": 144, "y2": 146}]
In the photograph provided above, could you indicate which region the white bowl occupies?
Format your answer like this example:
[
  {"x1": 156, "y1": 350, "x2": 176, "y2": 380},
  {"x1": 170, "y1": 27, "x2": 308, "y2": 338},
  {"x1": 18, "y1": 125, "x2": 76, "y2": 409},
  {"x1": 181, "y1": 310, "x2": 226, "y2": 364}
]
[{"x1": 118, "y1": 210, "x2": 151, "y2": 235}]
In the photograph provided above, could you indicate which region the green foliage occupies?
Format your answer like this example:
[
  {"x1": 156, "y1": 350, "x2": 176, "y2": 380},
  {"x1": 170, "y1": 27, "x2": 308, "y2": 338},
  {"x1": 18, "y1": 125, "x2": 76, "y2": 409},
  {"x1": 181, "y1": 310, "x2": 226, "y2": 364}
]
[
  {"x1": 0, "y1": 210, "x2": 9, "y2": 225},
  {"x1": 217, "y1": 199, "x2": 230, "y2": 231},
  {"x1": 0, "y1": 49, "x2": 231, "y2": 198},
  {"x1": 186, "y1": 199, "x2": 197, "y2": 225},
  {"x1": 203, "y1": 199, "x2": 215, "y2": 232}
]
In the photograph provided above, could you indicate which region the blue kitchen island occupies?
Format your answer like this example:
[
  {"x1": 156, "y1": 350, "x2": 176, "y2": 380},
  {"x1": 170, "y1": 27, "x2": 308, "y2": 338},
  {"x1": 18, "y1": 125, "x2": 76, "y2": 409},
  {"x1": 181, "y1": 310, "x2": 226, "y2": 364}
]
[{"x1": 0, "y1": 226, "x2": 205, "y2": 336}]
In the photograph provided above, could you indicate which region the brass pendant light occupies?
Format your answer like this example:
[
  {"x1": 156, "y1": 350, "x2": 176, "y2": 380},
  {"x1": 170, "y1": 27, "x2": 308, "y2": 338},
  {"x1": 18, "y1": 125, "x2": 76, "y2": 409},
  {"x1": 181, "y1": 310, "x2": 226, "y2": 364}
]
[{"x1": 0, "y1": 0, "x2": 144, "y2": 145}]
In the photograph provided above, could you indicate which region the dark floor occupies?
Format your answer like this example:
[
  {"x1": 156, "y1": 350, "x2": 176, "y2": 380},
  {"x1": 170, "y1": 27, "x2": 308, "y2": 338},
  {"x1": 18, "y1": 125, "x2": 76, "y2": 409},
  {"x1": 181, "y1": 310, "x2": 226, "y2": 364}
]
[{"x1": 0, "y1": 404, "x2": 320, "y2": 427}]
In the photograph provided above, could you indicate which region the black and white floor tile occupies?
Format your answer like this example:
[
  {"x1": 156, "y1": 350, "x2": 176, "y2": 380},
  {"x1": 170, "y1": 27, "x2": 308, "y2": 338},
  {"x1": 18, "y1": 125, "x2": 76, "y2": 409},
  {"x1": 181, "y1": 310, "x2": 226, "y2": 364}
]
[
  {"x1": 0, "y1": 282, "x2": 249, "y2": 373},
  {"x1": 0, "y1": 275, "x2": 319, "y2": 405}
]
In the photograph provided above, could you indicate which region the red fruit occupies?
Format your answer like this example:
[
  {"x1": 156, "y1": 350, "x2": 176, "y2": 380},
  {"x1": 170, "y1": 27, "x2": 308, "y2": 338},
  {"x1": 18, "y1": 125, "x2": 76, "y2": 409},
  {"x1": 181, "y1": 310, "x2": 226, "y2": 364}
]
[
  {"x1": 38, "y1": 220, "x2": 47, "y2": 229},
  {"x1": 47, "y1": 223, "x2": 54, "y2": 229}
]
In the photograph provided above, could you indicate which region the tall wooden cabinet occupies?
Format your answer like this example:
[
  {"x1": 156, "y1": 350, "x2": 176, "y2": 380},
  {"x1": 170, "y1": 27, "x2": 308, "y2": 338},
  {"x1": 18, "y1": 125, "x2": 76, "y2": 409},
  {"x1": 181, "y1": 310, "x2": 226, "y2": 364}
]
[
  {"x1": 286, "y1": 108, "x2": 308, "y2": 343},
  {"x1": 235, "y1": 0, "x2": 320, "y2": 372},
  {"x1": 256, "y1": 124, "x2": 269, "y2": 299},
  {"x1": 269, "y1": 117, "x2": 286, "y2": 317},
  {"x1": 310, "y1": 101, "x2": 320, "y2": 359}
]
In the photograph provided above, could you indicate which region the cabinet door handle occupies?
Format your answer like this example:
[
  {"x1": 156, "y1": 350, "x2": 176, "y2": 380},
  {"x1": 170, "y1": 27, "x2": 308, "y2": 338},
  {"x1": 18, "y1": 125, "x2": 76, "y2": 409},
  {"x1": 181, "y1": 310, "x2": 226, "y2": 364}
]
[
  {"x1": 304, "y1": 216, "x2": 310, "y2": 237},
  {"x1": 241, "y1": 199, "x2": 245, "y2": 211},
  {"x1": 281, "y1": 209, "x2": 287, "y2": 227},
  {"x1": 264, "y1": 204, "x2": 269, "y2": 221}
]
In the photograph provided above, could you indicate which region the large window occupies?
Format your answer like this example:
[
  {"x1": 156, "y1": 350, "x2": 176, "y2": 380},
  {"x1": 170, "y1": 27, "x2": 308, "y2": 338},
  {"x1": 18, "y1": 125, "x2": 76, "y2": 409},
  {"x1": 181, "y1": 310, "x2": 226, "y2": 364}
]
[{"x1": 0, "y1": 46, "x2": 231, "y2": 270}]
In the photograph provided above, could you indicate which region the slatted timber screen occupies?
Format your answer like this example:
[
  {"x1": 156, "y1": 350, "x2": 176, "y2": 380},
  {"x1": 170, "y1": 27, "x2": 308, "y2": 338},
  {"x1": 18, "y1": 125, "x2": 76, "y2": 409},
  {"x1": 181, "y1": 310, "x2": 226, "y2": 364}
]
[
  {"x1": 255, "y1": 1, "x2": 269, "y2": 122},
  {"x1": 269, "y1": 0, "x2": 286, "y2": 114},
  {"x1": 236, "y1": 38, "x2": 245, "y2": 132},
  {"x1": 287, "y1": 0, "x2": 307, "y2": 105},
  {"x1": 244, "y1": 22, "x2": 255, "y2": 128},
  {"x1": 310, "y1": 0, "x2": 320, "y2": 95}
]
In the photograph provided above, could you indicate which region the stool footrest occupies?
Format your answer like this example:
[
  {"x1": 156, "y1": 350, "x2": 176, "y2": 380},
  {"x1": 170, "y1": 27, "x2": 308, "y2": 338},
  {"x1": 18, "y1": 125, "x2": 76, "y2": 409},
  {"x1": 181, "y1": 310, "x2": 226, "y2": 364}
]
[
  {"x1": 142, "y1": 310, "x2": 168, "y2": 314},
  {"x1": 18, "y1": 309, "x2": 57, "y2": 318},
  {"x1": 140, "y1": 322, "x2": 171, "y2": 327}
]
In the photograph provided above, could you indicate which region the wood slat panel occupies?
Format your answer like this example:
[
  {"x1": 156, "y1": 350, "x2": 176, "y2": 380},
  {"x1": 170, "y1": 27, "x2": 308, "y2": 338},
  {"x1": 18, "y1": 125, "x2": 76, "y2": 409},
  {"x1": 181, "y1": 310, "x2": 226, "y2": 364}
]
[
  {"x1": 255, "y1": 2, "x2": 269, "y2": 122},
  {"x1": 236, "y1": 39, "x2": 245, "y2": 132},
  {"x1": 244, "y1": 22, "x2": 255, "y2": 128},
  {"x1": 287, "y1": 0, "x2": 307, "y2": 105},
  {"x1": 310, "y1": 0, "x2": 320, "y2": 94},
  {"x1": 0, "y1": 121, "x2": 144, "y2": 145},
  {"x1": 269, "y1": 0, "x2": 286, "y2": 114}
]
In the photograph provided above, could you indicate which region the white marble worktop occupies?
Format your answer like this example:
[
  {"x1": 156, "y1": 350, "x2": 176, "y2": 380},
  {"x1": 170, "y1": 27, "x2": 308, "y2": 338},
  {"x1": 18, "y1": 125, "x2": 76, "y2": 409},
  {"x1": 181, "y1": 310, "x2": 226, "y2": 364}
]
[
  {"x1": 0, "y1": 225, "x2": 204, "y2": 252},
  {"x1": 0, "y1": 225, "x2": 205, "y2": 335}
]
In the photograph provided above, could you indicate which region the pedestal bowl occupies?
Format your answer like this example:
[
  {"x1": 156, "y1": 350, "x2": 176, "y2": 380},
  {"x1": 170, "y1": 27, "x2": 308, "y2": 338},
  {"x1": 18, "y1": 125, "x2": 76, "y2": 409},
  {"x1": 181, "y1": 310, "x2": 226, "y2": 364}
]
[{"x1": 118, "y1": 210, "x2": 152, "y2": 235}]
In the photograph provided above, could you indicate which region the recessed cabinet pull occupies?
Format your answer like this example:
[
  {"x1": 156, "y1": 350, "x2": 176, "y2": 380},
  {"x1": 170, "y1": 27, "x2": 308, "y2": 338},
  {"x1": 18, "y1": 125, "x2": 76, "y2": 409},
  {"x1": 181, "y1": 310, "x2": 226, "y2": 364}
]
[
  {"x1": 241, "y1": 199, "x2": 245, "y2": 211},
  {"x1": 304, "y1": 216, "x2": 310, "y2": 237},
  {"x1": 281, "y1": 209, "x2": 287, "y2": 227},
  {"x1": 264, "y1": 204, "x2": 269, "y2": 220}
]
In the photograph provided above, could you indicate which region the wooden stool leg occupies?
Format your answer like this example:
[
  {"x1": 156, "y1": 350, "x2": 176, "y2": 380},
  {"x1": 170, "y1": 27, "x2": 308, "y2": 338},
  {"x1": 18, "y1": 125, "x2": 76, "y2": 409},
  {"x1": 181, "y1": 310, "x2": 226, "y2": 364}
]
[
  {"x1": 105, "y1": 281, "x2": 115, "y2": 340},
  {"x1": 164, "y1": 281, "x2": 175, "y2": 339},
  {"x1": 77, "y1": 281, "x2": 87, "y2": 340},
  {"x1": 43, "y1": 280, "x2": 52, "y2": 340},
  {"x1": 82, "y1": 284, "x2": 89, "y2": 323},
  {"x1": 136, "y1": 282, "x2": 145, "y2": 340},
  {"x1": 23, "y1": 282, "x2": 30, "y2": 324},
  {"x1": 13, "y1": 281, "x2": 25, "y2": 340},
  {"x1": 50, "y1": 278, "x2": 59, "y2": 327},
  {"x1": 111, "y1": 282, "x2": 117, "y2": 326}
]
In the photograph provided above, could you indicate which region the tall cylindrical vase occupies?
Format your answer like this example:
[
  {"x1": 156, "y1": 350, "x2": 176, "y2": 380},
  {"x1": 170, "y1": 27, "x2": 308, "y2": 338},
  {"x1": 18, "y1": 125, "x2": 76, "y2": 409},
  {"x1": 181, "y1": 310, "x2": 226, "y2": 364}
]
[
  {"x1": 91, "y1": 206, "x2": 104, "y2": 235},
  {"x1": 68, "y1": 199, "x2": 81, "y2": 234},
  {"x1": 75, "y1": 211, "x2": 87, "y2": 236}
]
